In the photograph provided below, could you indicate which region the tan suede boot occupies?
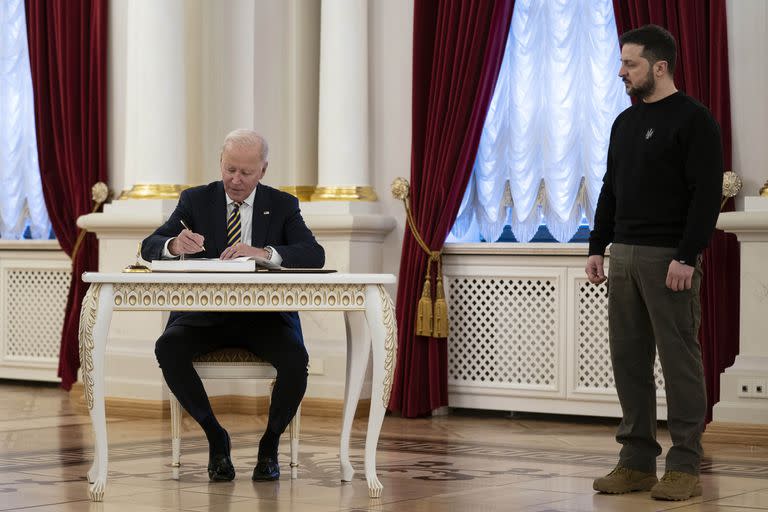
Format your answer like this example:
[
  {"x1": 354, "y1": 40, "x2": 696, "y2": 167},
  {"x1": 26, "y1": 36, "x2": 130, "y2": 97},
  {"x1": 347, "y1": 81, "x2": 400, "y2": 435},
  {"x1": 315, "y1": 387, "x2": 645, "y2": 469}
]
[
  {"x1": 650, "y1": 471, "x2": 702, "y2": 501},
  {"x1": 593, "y1": 465, "x2": 658, "y2": 494}
]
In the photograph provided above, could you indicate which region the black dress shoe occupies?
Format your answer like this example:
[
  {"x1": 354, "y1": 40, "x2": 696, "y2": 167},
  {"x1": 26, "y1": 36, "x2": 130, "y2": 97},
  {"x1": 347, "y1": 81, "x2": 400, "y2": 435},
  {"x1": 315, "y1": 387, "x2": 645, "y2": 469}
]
[
  {"x1": 208, "y1": 431, "x2": 235, "y2": 482},
  {"x1": 252, "y1": 456, "x2": 280, "y2": 481}
]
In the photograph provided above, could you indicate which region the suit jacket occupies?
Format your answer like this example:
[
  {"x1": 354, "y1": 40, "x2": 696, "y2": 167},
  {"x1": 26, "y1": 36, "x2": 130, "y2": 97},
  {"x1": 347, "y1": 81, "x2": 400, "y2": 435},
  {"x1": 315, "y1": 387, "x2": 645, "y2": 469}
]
[{"x1": 142, "y1": 181, "x2": 325, "y2": 333}]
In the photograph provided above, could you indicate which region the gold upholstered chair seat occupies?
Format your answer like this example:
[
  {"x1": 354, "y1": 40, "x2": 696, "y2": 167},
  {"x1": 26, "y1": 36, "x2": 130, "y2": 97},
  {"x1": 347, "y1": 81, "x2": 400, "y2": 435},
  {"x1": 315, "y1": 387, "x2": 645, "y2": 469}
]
[{"x1": 168, "y1": 348, "x2": 301, "y2": 476}]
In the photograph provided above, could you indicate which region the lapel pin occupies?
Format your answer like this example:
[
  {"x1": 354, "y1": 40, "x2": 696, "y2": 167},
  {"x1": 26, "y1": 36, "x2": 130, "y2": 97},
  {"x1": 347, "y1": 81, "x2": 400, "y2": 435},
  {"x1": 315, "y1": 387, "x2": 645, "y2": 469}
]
[{"x1": 263, "y1": 211, "x2": 270, "y2": 215}]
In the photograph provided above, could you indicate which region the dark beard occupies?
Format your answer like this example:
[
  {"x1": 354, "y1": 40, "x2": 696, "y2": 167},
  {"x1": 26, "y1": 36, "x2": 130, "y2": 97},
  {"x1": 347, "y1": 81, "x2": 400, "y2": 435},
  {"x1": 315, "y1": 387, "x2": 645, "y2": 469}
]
[{"x1": 625, "y1": 69, "x2": 656, "y2": 99}]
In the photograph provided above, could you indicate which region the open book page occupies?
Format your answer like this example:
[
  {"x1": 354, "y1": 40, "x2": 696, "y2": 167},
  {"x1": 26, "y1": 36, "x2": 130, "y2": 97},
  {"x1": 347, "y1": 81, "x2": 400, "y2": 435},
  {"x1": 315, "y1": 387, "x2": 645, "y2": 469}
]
[{"x1": 150, "y1": 256, "x2": 282, "y2": 272}]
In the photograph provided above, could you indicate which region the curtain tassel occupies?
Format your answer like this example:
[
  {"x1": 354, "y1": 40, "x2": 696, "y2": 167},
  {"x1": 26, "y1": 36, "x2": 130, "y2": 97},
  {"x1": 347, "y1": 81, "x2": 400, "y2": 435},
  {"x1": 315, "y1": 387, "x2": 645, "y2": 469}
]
[
  {"x1": 391, "y1": 177, "x2": 450, "y2": 339},
  {"x1": 432, "y1": 256, "x2": 448, "y2": 338},
  {"x1": 416, "y1": 272, "x2": 434, "y2": 337},
  {"x1": 432, "y1": 275, "x2": 448, "y2": 338}
]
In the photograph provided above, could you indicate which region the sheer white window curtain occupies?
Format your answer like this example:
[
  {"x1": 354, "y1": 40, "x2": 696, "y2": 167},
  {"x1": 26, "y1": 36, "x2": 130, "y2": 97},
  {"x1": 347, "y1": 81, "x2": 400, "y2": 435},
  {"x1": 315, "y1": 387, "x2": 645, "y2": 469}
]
[
  {"x1": 451, "y1": 0, "x2": 629, "y2": 243},
  {"x1": 0, "y1": 0, "x2": 50, "y2": 239}
]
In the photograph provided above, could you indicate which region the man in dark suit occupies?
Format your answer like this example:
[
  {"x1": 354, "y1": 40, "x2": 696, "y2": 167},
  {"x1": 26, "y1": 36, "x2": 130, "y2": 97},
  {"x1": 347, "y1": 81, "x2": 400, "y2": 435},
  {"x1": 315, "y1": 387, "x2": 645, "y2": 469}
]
[{"x1": 141, "y1": 129, "x2": 324, "y2": 482}]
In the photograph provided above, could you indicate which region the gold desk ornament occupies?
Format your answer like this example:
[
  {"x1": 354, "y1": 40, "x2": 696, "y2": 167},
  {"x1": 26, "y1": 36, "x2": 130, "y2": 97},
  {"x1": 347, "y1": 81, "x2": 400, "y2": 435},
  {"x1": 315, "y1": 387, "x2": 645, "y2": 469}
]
[
  {"x1": 390, "y1": 177, "x2": 448, "y2": 339},
  {"x1": 71, "y1": 181, "x2": 113, "y2": 261},
  {"x1": 123, "y1": 242, "x2": 151, "y2": 273},
  {"x1": 760, "y1": 180, "x2": 768, "y2": 198},
  {"x1": 721, "y1": 170, "x2": 743, "y2": 210}
]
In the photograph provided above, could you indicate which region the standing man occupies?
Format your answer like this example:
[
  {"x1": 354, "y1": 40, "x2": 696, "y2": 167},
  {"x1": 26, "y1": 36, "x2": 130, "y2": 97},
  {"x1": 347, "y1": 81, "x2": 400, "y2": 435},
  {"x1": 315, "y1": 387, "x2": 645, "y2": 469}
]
[
  {"x1": 586, "y1": 25, "x2": 723, "y2": 501},
  {"x1": 142, "y1": 129, "x2": 325, "y2": 482}
]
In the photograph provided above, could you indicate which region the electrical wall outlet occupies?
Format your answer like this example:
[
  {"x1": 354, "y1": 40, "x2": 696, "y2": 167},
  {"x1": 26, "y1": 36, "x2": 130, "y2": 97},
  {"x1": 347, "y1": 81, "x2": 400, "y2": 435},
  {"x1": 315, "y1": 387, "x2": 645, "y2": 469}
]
[
  {"x1": 755, "y1": 380, "x2": 768, "y2": 398},
  {"x1": 737, "y1": 378, "x2": 768, "y2": 399}
]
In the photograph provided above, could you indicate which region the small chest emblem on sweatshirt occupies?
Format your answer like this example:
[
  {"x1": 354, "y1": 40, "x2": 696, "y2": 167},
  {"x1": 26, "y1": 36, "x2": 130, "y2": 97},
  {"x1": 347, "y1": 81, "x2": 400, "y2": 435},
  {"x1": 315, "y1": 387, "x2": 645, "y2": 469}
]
[{"x1": 645, "y1": 128, "x2": 654, "y2": 140}]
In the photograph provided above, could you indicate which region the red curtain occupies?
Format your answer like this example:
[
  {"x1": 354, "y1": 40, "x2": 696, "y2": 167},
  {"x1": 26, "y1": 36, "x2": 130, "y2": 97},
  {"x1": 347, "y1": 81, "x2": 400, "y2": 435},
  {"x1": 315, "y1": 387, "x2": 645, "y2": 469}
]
[
  {"x1": 612, "y1": 0, "x2": 739, "y2": 422},
  {"x1": 388, "y1": 0, "x2": 515, "y2": 418},
  {"x1": 25, "y1": 0, "x2": 108, "y2": 390}
]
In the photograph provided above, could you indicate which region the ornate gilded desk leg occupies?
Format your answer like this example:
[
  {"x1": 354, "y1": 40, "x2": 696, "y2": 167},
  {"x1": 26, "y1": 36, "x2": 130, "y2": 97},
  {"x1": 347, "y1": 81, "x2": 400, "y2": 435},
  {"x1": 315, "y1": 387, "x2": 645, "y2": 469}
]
[
  {"x1": 362, "y1": 284, "x2": 398, "y2": 498},
  {"x1": 79, "y1": 283, "x2": 114, "y2": 502},
  {"x1": 340, "y1": 310, "x2": 372, "y2": 483}
]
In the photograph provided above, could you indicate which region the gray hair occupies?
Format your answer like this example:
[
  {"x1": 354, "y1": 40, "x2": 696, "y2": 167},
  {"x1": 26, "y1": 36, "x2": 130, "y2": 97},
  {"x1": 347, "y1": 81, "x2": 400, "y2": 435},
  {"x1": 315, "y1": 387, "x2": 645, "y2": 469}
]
[{"x1": 220, "y1": 129, "x2": 269, "y2": 162}]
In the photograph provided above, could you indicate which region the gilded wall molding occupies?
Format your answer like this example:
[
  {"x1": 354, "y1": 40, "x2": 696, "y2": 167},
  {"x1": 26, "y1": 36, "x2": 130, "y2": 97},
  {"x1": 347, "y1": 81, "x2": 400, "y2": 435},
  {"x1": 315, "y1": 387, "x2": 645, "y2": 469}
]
[
  {"x1": 310, "y1": 186, "x2": 378, "y2": 201},
  {"x1": 279, "y1": 185, "x2": 316, "y2": 202},
  {"x1": 118, "y1": 184, "x2": 191, "y2": 200}
]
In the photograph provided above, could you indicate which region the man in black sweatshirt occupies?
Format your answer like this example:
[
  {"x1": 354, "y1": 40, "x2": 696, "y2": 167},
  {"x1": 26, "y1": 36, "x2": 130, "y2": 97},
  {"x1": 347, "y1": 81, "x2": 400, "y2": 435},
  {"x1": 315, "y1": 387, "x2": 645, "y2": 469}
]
[{"x1": 587, "y1": 25, "x2": 723, "y2": 501}]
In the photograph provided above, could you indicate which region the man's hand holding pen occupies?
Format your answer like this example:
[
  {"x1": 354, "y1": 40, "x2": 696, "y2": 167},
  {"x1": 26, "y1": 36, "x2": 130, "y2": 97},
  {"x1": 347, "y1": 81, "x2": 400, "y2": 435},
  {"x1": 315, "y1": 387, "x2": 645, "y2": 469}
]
[{"x1": 168, "y1": 220, "x2": 206, "y2": 256}]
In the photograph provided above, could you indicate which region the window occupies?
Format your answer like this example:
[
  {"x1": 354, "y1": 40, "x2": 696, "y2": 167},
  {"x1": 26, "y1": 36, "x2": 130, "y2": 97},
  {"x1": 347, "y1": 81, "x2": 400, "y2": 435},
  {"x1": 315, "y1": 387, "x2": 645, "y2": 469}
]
[
  {"x1": 450, "y1": 0, "x2": 629, "y2": 243},
  {"x1": 0, "y1": 0, "x2": 51, "y2": 239}
]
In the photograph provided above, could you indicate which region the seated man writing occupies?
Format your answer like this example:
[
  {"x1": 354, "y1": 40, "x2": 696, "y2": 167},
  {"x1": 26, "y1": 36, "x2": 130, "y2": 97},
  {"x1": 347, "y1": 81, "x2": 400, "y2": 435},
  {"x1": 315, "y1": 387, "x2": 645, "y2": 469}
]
[{"x1": 141, "y1": 129, "x2": 325, "y2": 481}]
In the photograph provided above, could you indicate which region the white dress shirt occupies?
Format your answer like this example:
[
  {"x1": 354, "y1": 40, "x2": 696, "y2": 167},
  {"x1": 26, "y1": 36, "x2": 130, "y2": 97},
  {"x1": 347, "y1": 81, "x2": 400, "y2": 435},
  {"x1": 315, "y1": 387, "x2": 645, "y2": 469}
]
[{"x1": 163, "y1": 185, "x2": 282, "y2": 265}]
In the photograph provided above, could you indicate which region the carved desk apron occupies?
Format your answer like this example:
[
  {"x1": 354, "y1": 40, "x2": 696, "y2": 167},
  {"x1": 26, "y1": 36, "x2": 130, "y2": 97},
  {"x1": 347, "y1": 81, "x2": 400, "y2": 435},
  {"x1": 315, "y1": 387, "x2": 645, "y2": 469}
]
[{"x1": 78, "y1": 272, "x2": 397, "y2": 501}]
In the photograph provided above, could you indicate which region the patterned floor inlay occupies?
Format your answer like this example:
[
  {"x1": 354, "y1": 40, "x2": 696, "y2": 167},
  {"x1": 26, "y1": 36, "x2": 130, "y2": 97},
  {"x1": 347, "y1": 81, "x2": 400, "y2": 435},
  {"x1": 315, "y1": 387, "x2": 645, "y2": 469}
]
[
  {"x1": 2, "y1": 431, "x2": 767, "y2": 481},
  {"x1": 2, "y1": 383, "x2": 768, "y2": 511}
]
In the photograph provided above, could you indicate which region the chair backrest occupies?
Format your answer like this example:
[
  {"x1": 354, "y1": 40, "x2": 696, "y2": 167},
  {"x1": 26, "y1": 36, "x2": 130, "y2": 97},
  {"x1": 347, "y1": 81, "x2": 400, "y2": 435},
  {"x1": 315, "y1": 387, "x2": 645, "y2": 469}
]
[{"x1": 192, "y1": 348, "x2": 276, "y2": 380}]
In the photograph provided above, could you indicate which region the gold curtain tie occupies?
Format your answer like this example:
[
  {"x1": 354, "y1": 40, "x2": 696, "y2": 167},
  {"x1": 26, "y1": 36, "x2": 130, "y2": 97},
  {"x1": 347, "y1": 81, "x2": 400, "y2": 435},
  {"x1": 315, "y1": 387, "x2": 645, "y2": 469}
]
[
  {"x1": 71, "y1": 182, "x2": 111, "y2": 262},
  {"x1": 392, "y1": 177, "x2": 448, "y2": 339}
]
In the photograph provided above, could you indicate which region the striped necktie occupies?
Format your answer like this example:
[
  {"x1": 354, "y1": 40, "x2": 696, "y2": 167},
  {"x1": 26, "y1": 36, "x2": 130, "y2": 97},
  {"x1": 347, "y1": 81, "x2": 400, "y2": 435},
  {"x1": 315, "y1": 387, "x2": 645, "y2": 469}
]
[{"x1": 227, "y1": 202, "x2": 242, "y2": 247}]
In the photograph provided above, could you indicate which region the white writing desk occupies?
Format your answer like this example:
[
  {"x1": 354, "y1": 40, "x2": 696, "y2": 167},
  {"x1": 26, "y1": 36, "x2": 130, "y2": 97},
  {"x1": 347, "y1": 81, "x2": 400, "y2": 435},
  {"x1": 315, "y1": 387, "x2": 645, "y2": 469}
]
[{"x1": 78, "y1": 272, "x2": 397, "y2": 501}]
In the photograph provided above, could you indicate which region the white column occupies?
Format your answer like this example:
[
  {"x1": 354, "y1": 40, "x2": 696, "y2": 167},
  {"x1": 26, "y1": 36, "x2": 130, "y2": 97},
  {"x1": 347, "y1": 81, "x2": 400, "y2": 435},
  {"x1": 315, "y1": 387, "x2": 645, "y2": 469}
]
[
  {"x1": 122, "y1": 0, "x2": 188, "y2": 192},
  {"x1": 199, "y1": 0, "x2": 256, "y2": 184},
  {"x1": 282, "y1": 0, "x2": 320, "y2": 200},
  {"x1": 298, "y1": 0, "x2": 395, "y2": 407},
  {"x1": 76, "y1": 0, "x2": 197, "y2": 402},
  {"x1": 711, "y1": 208, "x2": 768, "y2": 424},
  {"x1": 314, "y1": 0, "x2": 375, "y2": 200},
  {"x1": 727, "y1": 0, "x2": 768, "y2": 204}
]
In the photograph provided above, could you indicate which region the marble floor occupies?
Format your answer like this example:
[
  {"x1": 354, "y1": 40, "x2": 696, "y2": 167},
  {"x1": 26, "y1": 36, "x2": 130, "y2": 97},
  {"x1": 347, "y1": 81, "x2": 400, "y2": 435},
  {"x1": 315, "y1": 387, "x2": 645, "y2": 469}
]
[{"x1": 1, "y1": 381, "x2": 767, "y2": 511}]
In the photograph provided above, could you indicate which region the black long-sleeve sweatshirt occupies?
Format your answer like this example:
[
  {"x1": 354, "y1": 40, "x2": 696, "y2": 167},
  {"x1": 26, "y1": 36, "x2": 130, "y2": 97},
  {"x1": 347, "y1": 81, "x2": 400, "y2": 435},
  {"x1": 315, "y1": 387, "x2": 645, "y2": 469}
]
[{"x1": 588, "y1": 91, "x2": 724, "y2": 264}]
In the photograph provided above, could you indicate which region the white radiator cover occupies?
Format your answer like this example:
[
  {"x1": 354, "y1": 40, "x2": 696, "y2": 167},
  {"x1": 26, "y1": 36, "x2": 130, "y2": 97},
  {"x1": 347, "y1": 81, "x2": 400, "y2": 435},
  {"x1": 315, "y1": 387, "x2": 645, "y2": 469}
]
[
  {"x1": 0, "y1": 242, "x2": 71, "y2": 382},
  {"x1": 443, "y1": 244, "x2": 667, "y2": 419}
]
